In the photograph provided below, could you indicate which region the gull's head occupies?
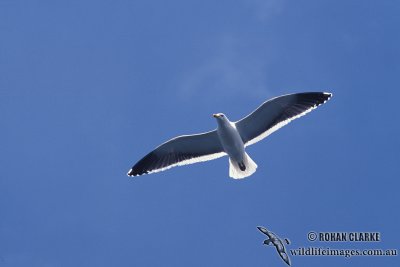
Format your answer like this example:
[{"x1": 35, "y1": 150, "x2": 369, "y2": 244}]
[
  {"x1": 212, "y1": 113, "x2": 230, "y2": 125},
  {"x1": 212, "y1": 113, "x2": 225, "y2": 119}
]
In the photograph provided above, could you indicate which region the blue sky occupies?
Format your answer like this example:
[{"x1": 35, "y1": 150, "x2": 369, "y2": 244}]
[{"x1": 1, "y1": 0, "x2": 399, "y2": 266}]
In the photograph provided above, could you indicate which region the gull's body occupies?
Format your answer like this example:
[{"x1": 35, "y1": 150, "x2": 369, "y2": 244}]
[
  {"x1": 215, "y1": 115, "x2": 244, "y2": 162},
  {"x1": 127, "y1": 92, "x2": 332, "y2": 178},
  {"x1": 214, "y1": 113, "x2": 257, "y2": 178}
]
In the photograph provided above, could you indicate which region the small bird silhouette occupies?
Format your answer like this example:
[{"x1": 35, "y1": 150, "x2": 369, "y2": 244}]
[{"x1": 257, "y1": 226, "x2": 291, "y2": 266}]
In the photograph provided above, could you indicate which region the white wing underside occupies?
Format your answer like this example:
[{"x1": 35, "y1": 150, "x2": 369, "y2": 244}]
[
  {"x1": 241, "y1": 95, "x2": 331, "y2": 147},
  {"x1": 129, "y1": 151, "x2": 227, "y2": 176}
]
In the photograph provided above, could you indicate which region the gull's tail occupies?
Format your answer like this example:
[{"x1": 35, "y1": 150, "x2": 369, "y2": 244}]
[{"x1": 229, "y1": 152, "x2": 257, "y2": 179}]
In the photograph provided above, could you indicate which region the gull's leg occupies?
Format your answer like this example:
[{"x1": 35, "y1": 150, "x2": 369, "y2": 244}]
[{"x1": 238, "y1": 161, "x2": 246, "y2": 171}]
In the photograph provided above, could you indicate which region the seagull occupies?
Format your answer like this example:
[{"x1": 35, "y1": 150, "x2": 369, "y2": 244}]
[
  {"x1": 257, "y1": 226, "x2": 291, "y2": 266},
  {"x1": 127, "y1": 92, "x2": 332, "y2": 179}
]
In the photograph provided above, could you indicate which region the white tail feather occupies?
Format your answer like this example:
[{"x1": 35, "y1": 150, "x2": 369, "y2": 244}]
[{"x1": 229, "y1": 152, "x2": 258, "y2": 179}]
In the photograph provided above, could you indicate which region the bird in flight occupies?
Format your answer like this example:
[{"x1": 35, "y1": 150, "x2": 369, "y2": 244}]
[
  {"x1": 257, "y1": 226, "x2": 291, "y2": 266},
  {"x1": 127, "y1": 92, "x2": 332, "y2": 179}
]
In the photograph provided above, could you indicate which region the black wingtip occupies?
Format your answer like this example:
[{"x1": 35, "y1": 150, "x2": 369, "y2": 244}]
[
  {"x1": 127, "y1": 151, "x2": 159, "y2": 177},
  {"x1": 324, "y1": 92, "x2": 333, "y2": 99},
  {"x1": 127, "y1": 168, "x2": 141, "y2": 177},
  {"x1": 303, "y1": 91, "x2": 333, "y2": 107}
]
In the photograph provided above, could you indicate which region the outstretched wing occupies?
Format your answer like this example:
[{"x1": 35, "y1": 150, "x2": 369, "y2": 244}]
[
  {"x1": 127, "y1": 130, "x2": 226, "y2": 176},
  {"x1": 235, "y1": 92, "x2": 332, "y2": 146},
  {"x1": 257, "y1": 226, "x2": 272, "y2": 238},
  {"x1": 278, "y1": 251, "x2": 291, "y2": 266}
]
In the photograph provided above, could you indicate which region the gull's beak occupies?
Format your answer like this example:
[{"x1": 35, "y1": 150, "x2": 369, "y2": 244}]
[{"x1": 213, "y1": 114, "x2": 218, "y2": 118}]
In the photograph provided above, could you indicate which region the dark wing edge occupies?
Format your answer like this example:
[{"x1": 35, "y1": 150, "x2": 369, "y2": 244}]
[
  {"x1": 236, "y1": 92, "x2": 332, "y2": 146},
  {"x1": 127, "y1": 130, "x2": 226, "y2": 177},
  {"x1": 279, "y1": 252, "x2": 291, "y2": 266},
  {"x1": 257, "y1": 226, "x2": 271, "y2": 237}
]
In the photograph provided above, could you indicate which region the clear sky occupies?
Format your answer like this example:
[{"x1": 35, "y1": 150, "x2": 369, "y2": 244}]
[{"x1": 1, "y1": 1, "x2": 399, "y2": 266}]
